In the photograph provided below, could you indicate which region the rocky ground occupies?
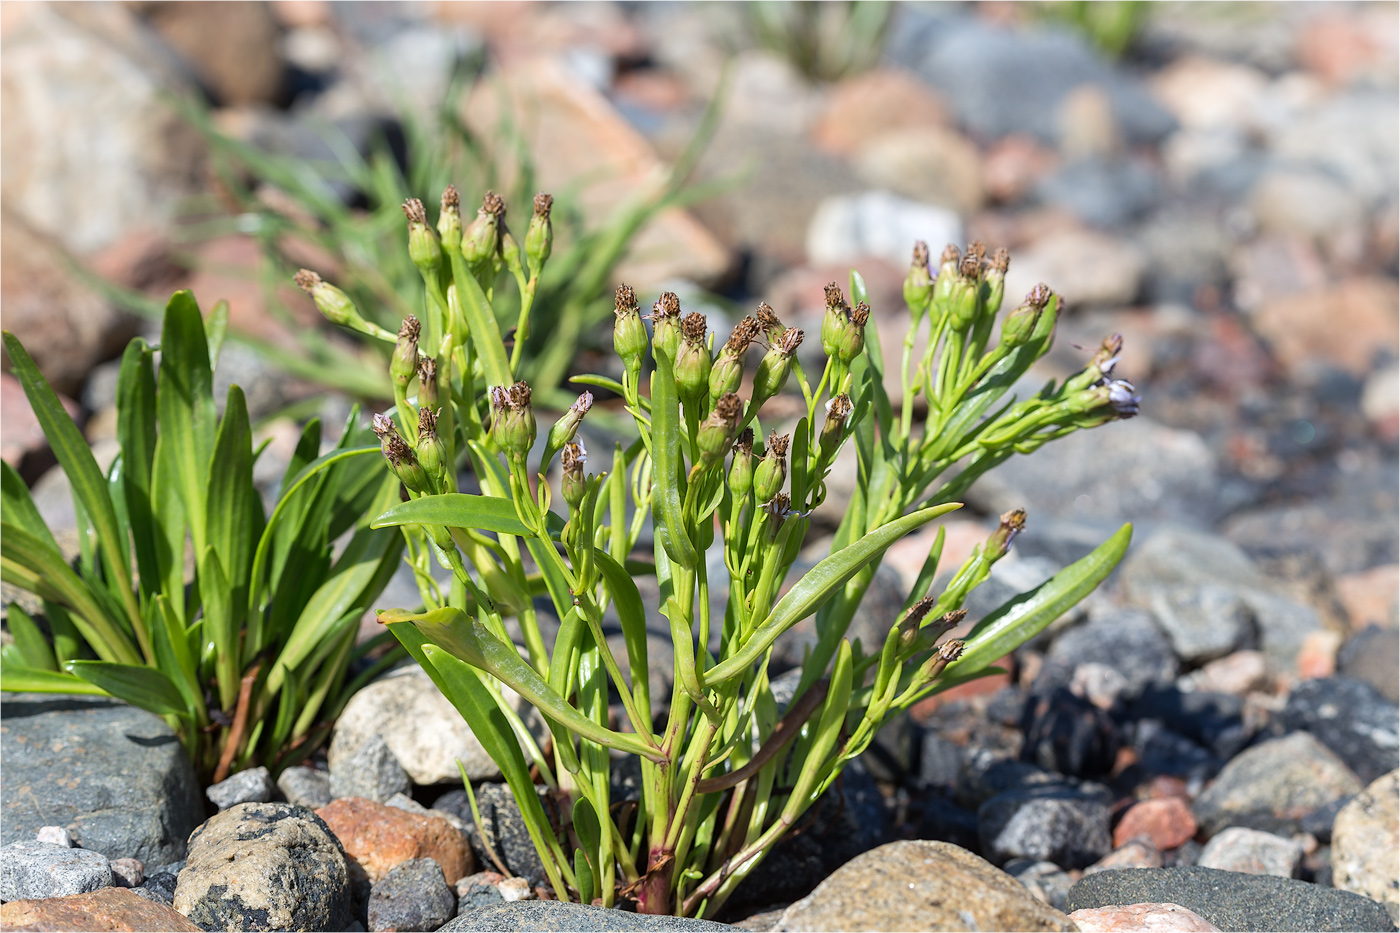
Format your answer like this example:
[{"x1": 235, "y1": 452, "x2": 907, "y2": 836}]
[{"x1": 2, "y1": 2, "x2": 1397, "y2": 931}]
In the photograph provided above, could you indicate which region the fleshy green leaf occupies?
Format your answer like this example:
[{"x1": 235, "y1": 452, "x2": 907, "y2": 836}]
[
  {"x1": 5, "y1": 603, "x2": 56, "y2": 671},
  {"x1": 0, "y1": 662, "x2": 108, "y2": 695},
  {"x1": 648, "y1": 346, "x2": 696, "y2": 568},
  {"x1": 66, "y1": 661, "x2": 187, "y2": 716},
  {"x1": 207, "y1": 384, "x2": 261, "y2": 624},
  {"x1": 372, "y1": 493, "x2": 531, "y2": 536}
]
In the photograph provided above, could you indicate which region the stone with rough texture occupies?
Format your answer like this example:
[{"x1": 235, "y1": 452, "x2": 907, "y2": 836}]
[
  {"x1": 1198, "y1": 827, "x2": 1303, "y2": 878},
  {"x1": 367, "y1": 857, "x2": 456, "y2": 933},
  {"x1": 1116, "y1": 798, "x2": 1199, "y2": 851},
  {"x1": 1004, "y1": 227, "x2": 1147, "y2": 309},
  {"x1": 1084, "y1": 840, "x2": 1164, "y2": 875},
  {"x1": 1045, "y1": 609, "x2": 1180, "y2": 699},
  {"x1": 440, "y1": 901, "x2": 733, "y2": 930},
  {"x1": 0, "y1": 695, "x2": 204, "y2": 865},
  {"x1": 174, "y1": 801, "x2": 352, "y2": 932},
  {"x1": 1066, "y1": 866, "x2": 1397, "y2": 932},
  {"x1": 330, "y1": 733, "x2": 412, "y2": 803},
  {"x1": 1070, "y1": 902, "x2": 1221, "y2": 932},
  {"x1": 1250, "y1": 278, "x2": 1400, "y2": 379},
  {"x1": 109, "y1": 857, "x2": 144, "y2": 888},
  {"x1": 1194, "y1": 732, "x2": 1362, "y2": 837},
  {"x1": 436, "y1": 784, "x2": 545, "y2": 887},
  {"x1": 316, "y1": 796, "x2": 473, "y2": 886},
  {"x1": 276, "y1": 765, "x2": 332, "y2": 810},
  {"x1": 979, "y1": 785, "x2": 1113, "y2": 869},
  {"x1": 206, "y1": 766, "x2": 275, "y2": 810},
  {"x1": 1281, "y1": 677, "x2": 1400, "y2": 784},
  {"x1": 1005, "y1": 858, "x2": 1075, "y2": 911},
  {"x1": 1331, "y1": 770, "x2": 1400, "y2": 921},
  {"x1": 0, "y1": 840, "x2": 112, "y2": 901},
  {"x1": 0, "y1": 886, "x2": 201, "y2": 932},
  {"x1": 773, "y1": 840, "x2": 1076, "y2": 931},
  {"x1": 332, "y1": 666, "x2": 520, "y2": 785},
  {"x1": 34, "y1": 827, "x2": 73, "y2": 848}
]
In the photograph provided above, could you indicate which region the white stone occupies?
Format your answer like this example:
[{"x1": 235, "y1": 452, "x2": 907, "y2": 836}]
[
  {"x1": 1198, "y1": 826, "x2": 1303, "y2": 878},
  {"x1": 806, "y1": 190, "x2": 961, "y2": 270},
  {"x1": 35, "y1": 826, "x2": 73, "y2": 848}
]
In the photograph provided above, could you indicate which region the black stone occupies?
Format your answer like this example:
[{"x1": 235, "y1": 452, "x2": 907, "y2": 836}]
[
  {"x1": 1066, "y1": 866, "x2": 1397, "y2": 932},
  {"x1": 1044, "y1": 609, "x2": 1179, "y2": 699},
  {"x1": 1127, "y1": 687, "x2": 1253, "y2": 760},
  {"x1": 138, "y1": 868, "x2": 181, "y2": 904},
  {"x1": 913, "y1": 791, "x2": 980, "y2": 853},
  {"x1": 437, "y1": 784, "x2": 550, "y2": 887},
  {"x1": 1130, "y1": 719, "x2": 1223, "y2": 784},
  {"x1": 1281, "y1": 677, "x2": 1400, "y2": 784},
  {"x1": 1019, "y1": 686, "x2": 1121, "y2": 778},
  {"x1": 368, "y1": 858, "x2": 455, "y2": 932},
  {"x1": 0, "y1": 694, "x2": 204, "y2": 864}
]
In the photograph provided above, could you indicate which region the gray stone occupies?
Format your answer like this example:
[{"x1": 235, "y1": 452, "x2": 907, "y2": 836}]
[
  {"x1": 454, "y1": 871, "x2": 507, "y2": 913},
  {"x1": 276, "y1": 765, "x2": 333, "y2": 810},
  {"x1": 1332, "y1": 770, "x2": 1400, "y2": 922},
  {"x1": 1035, "y1": 156, "x2": 1163, "y2": 228},
  {"x1": 773, "y1": 840, "x2": 1076, "y2": 931},
  {"x1": 441, "y1": 901, "x2": 734, "y2": 930},
  {"x1": 0, "y1": 839, "x2": 112, "y2": 900},
  {"x1": 1145, "y1": 583, "x2": 1255, "y2": 663},
  {"x1": 1066, "y1": 866, "x2": 1397, "y2": 932},
  {"x1": 0, "y1": 694, "x2": 204, "y2": 865},
  {"x1": 330, "y1": 733, "x2": 411, "y2": 804},
  {"x1": 1281, "y1": 677, "x2": 1400, "y2": 784},
  {"x1": 1194, "y1": 732, "x2": 1363, "y2": 838},
  {"x1": 206, "y1": 766, "x2": 275, "y2": 811},
  {"x1": 978, "y1": 785, "x2": 1113, "y2": 869},
  {"x1": 1249, "y1": 169, "x2": 1366, "y2": 241},
  {"x1": 438, "y1": 783, "x2": 548, "y2": 887},
  {"x1": 368, "y1": 857, "x2": 456, "y2": 932},
  {"x1": 1044, "y1": 608, "x2": 1179, "y2": 698},
  {"x1": 968, "y1": 418, "x2": 1221, "y2": 529},
  {"x1": 805, "y1": 190, "x2": 961, "y2": 270},
  {"x1": 174, "y1": 801, "x2": 352, "y2": 932},
  {"x1": 1005, "y1": 858, "x2": 1074, "y2": 912},
  {"x1": 1198, "y1": 827, "x2": 1303, "y2": 878},
  {"x1": 1338, "y1": 626, "x2": 1400, "y2": 703}
]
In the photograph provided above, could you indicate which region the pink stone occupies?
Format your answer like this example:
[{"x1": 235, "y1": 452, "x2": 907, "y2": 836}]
[
  {"x1": 1114, "y1": 797, "x2": 1198, "y2": 851},
  {"x1": 1070, "y1": 903, "x2": 1221, "y2": 932}
]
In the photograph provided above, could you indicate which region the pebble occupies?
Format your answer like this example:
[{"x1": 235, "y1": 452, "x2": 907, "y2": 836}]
[
  {"x1": 1069, "y1": 902, "x2": 1222, "y2": 932},
  {"x1": 0, "y1": 695, "x2": 204, "y2": 865},
  {"x1": 979, "y1": 785, "x2": 1113, "y2": 869},
  {"x1": 367, "y1": 857, "x2": 456, "y2": 933},
  {"x1": 1180, "y1": 651, "x2": 1270, "y2": 697},
  {"x1": 35, "y1": 826, "x2": 73, "y2": 848},
  {"x1": 1128, "y1": 688, "x2": 1251, "y2": 762},
  {"x1": 109, "y1": 857, "x2": 145, "y2": 888},
  {"x1": 277, "y1": 764, "x2": 333, "y2": 810},
  {"x1": 1005, "y1": 227, "x2": 1148, "y2": 309},
  {"x1": 1019, "y1": 686, "x2": 1121, "y2": 778},
  {"x1": 437, "y1": 784, "x2": 545, "y2": 887},
  {"x1": 1115, "y1": 797, "x2": 1199, "y2": 851},
  {"x1": 1337, "y1": 626, "x2": 1400, "y2": 703},
  {"x1": 1198, "y1": 827, "x2": 1303, "y2": 878},
  {"x1": 441, "y1": 900, "x2": 734, "y2": 930},
  {"x1": 1045, "y1": 609, "x2": 1180, "y2": 699},
  {"x1": 455, "y1": 871, "x2": 508, "y2": 912},
  {"x1": 773, "y1": 840, "x2": 1076, "y2": 931},
  {"x1": 1084, "y1": 840, "x2": 1164, "y2": 875},
  {"x1": 138, "y1": 865, "x2": 181, "y2": 905},
  {"x1": 1281, "y1": 676, "x2": 1400, "y2": 784},
  {"x1": 1331, "y1": 770, "x2": 1400, "y2": 920},
  {"x1": 174, "y1": 801, "x2": 353, "y2": 932},
  {"x1": 0, "y1": 839, "x2": 112, "y2": 901},
  {"x1": 1066, "y1": 865, "x2": 1397, "y2": 932},
  {"x1": 1035, "y1": 156, "x2": 1163, "y2": 229},
  {"x1": 205, "y1": 765, "x2": 275, "y2": 810},
  {"x1": 1249, "y1": 277, "x2": 1400, "y2": 379},
  {"x1": 804, "y1": 190, "x2": 960, "y2": 270},
  {"x1": 330, "y1": 733, "x2": 412, "y2": 804},
  {"x1": 810, "y1": 68, "x2": 950, "y2": 158},
  {"x1": 1193, "y1": 732, "x2": 1363, "y2": 837},
  {"x1": 1249, "y1": 169, "x2": 1365, "y2": 240},
  {"x1": 915, "y1": 790, "x2": 981, "y2": 852},
  {"x1": 0, "y1": 886, "x2": 201, "y2": 932},
  {"x1": 317, "y1": 796, "x2": 474, "y2": 887},
  {"x1": 331, "y1": 666, "x2": 528, "y2": 786},
  {"x1": 1005, "y1": 858, "x2": 1075, "y2": 911},
  {"x1": 852, "y1": 126, "x2": 985, "y2": 215}
]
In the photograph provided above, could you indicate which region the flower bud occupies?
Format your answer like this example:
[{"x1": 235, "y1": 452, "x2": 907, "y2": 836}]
[
  {"x1": 526, "y1": 192, "x2": 553, "y2": 270},
  {"x1": 819, "y1": 394, "x2": 852, "y2": 458},
  {"x1": 752, "y1": 327, "x2": 803, "y2": 403},
  {"x1": 417, "y1": 356, "x2": 439, "y2": 409},
  {"x1": 999, "y1": 283, "x2": 1052, "y2": 349},
  {"x1": 728, "y1": 428, "x2": 755, "y2": 498},
  {"x1": 948, "y1": 245, "x2": 984, "y2": 331},
  {"x1": 675, "y1": 312, "x2": 712, "y2": 406},
  {"x1": 501, "y1": 228, "x2": 521, "y2": 270},
  {"x1": 984, "y1": 248, "x2": 1009, "y2": 316},
  {"x1": 985, "y1": 508, "x2": 1026, "y2": 560},
  {"x1": 650, "y1": 292, "x2": 683, "y2": 362},
  {"x1": 560, "y1": 440, "x2": 587, "y2": 510},
  {"x1": 897, "y1": 596, "x2": 936, "y2": 651},
  {"x1": 709, "y1": 316, "x2": 758, "y2": 402},
  {"x1": 373, "y1": 412, "x2": 431, "y2": 494},
  {"x1": 903, "y1": 240, "x2": 934, "y2": 319},
  {"x1": 391, "y1": 316, "x2": 421, "y2": 390},
  {"x1": 490, "y1": 381, "x2": 536, "y2": 459},
  {"x1": 438, "y1": 185, "x2": 463, "y2": 251},
  {"x1": 416, "y1": 406, "x2": 448, "y2": 493},
  {"x1": 613, "y1": 285, "x2": 647, "y2": 373},
  {"x1": 403, "y1": 198, "x2": 442, "y2": 273},
  {"x1": 920, "y1": 638, "x2": 966, "y2": 682},
  {"x1": 546, "y1": 391, "x2": 592, "y2": 454},
  {"x1": 755, "y1": 302, "x2": 785, "y2": 345},
  {"x1": 820, "y1": 282, "x2": 849, "y2": 359},
  {"x1": 762, "y1": 491, "x2": 792, "y2": 539},
  {"x1": 838, "y1": 301, "x2": 869, "y2": 364},
  {"x1": 698, "y1": 393, "x2": 742, "y2": 467},
  {"x1": 462, "y1": 190, "x2": 505, "y2": 267},
  {"x1": 933, "y1": 244, "x2": 961, "y2": 315},
  {"x1": 752, "y1": 431, "x2": 789, "y2": 502},
  {"x1": 1091, "y1": 333, "x2": 1124, "y2": 380},
  {"x1": 294, "y1": 269, "x2": 368, "y2": 330}
]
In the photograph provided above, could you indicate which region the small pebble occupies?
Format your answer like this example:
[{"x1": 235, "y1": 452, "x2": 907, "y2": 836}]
[
  {"x1": 1085, "y1": 840, "x2": 1163, "y2": 875},
  {"x1": 498, "y1": 876, "x2": 534, "y2": 901},
  {"x1": 108, "y1": 857, "x2": 145, "y2": 888},
  {"x1": 1115, "y1": 797, "x2": 1198, "y2": 850},
  {"x1": 205, "y1": 765, "x2": 275, "y2": 810},
  {"x1": 276, "y1": 765, "x2": 332, "y2": 810},
  {"x1": 1198, "y1": 826, "x2": 1303, "y2": 878},
  {"x1": 1070, "y1": 902, "x2": 1222, "y2": 931},
  {"x1": 35, "y1": 826, "x2": 74, "y2": 848}
]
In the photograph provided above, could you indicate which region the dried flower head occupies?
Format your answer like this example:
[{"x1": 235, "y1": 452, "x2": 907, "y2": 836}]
[
  {"x1": 765, "y1": 431, "x2": 790, "y2": 458},
  {"x1": 734, "y1": 428, "x2": 754, "y2": 455},
  {"x1": 654, "y1": 292, "x2": 682, "y2": 321},
  {"x1": 533, "y1": 192, "x2": 553, "y2": 218},
  {"x1": 442, "y1": 185, "x2": 460, "y2": 211},
  {"x1": 776, "y1": 328, "x2": 804, "y2": 355},
  {"x1": 402, "y1": 198, "x2": 428, "y2": 226},
  {"x1": 481, "y1": 190, "x2": 506, "y2": 219},
  {"x1": 681, "y1": 312, "x2": 707, "y2": 343},
  {"x1": 851, "y1": 301, "x2": 870, "y2": 327},
  {"x1": 293, "y1": 269, "x2": 321, "y2": 292}
]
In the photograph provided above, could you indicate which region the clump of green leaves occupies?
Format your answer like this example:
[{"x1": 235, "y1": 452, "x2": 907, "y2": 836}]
[
  {"x1": 747, "y1": 0, "x2": 894, "y2": 82},
  {"x1": 307, "y1": 187, "x2": 1138, "y2": 917},
  {"x1": 1, "y1": 294, "x2": 404, "y2": 782}
]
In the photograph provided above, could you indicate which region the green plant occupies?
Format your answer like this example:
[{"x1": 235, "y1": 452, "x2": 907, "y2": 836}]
[
  {"x1": 747, "y1": 1, "x2": 893, "y2": 82},
  {"x1": 94, "y1": 73, "x2": 728, "y2": 411},
  {"x1": 309, "y1": 197, "x2": 1139, "y2": 916},
  {"x1": 1039, "y1": 0, "x2": 1149, "y2": 58},
  {"x1": 1, "y1": 293, "x2": 404, "y2": 782}
]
